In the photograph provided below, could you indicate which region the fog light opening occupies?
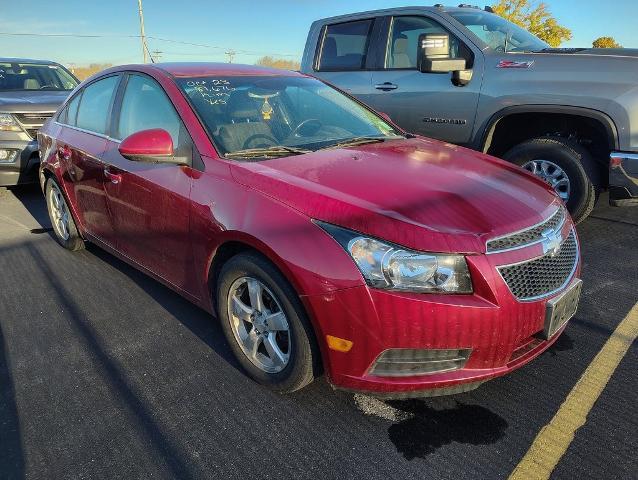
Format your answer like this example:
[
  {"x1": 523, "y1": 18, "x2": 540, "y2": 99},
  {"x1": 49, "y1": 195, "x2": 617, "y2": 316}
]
[
  {"x1": 0, "y1": 149, "x2": 18, "y2": 163},
  {"x1": 369, "y1": 348, "x2": 472, "y2": 377}
]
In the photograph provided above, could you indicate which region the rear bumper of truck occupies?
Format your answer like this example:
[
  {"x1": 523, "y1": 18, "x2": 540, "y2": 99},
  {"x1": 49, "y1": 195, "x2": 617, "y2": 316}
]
[{"x1": 610, "y1": 152, "x2": 638, "y2": 206}]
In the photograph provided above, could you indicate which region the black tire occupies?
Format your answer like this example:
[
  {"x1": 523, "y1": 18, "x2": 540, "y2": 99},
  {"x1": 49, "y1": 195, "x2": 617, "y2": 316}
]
[
  {"x1": 216, "y1": 252, "x2": 317, "y2": 393},
  {"x1": 503, "y1": 137, "x2": 600, "y2": 224},
  {"x1": 45, "y1": 177, "x2": 84, "y2": 251}
]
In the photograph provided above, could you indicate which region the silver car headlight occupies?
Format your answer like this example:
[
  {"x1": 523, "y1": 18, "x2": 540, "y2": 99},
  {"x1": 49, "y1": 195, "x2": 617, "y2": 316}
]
[
  {"x1": 0, "y1": 113, "x2": 22, "y2": 132},
  {"x1": 317, "y1": 221, "x2": 472, "y2": 293}
]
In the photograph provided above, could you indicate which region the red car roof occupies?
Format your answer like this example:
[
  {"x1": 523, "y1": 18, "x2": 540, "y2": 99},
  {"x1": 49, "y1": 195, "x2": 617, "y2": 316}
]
[{"x1": 107, "y1": 62, "x2": 305, "y2": 78}]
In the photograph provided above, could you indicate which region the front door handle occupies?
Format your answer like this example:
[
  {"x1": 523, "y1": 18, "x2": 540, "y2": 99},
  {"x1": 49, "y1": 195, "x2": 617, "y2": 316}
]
[
  {"x1": 104, "y1": 167, "x2": 122, "y2": 185},
  {"x1": 375, "y1": 82, "x2": 398, "y2": 91}
]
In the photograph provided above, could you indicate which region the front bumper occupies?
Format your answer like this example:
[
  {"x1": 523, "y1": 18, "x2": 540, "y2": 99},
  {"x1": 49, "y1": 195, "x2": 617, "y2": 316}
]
[
  {"x1": 306, "y1": 224, "x2": 581, "y2": 398},
  {"x1": 610, "y1": 151, "x2": 638, "y2": 206},
  {"x1": 0, "y1": 139, "x2": 40, "y2": 187}
]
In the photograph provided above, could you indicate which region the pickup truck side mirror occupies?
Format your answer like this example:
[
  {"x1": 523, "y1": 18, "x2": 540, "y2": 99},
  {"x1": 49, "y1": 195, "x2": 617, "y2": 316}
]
[{"x1": 417, "y1": 33, "x2": 471, "y2": 86}]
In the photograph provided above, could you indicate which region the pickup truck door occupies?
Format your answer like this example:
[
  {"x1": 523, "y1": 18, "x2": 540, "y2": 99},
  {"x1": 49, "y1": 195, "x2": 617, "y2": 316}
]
[
  {"x1": 368, "y1": 15, "x2": 483, "y2": 145},
  {"x1": 307, "y1": 17, "x2": 387, "y2": 106}
]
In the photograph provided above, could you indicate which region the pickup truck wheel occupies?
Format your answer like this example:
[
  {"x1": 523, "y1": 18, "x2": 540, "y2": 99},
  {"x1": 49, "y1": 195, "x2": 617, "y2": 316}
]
[
  {"x1": 45, "y1": 178, "x2": 84, "y2": 251},
  {"x1": 503, "y1": 137, "x2": 600, "y2": 224},
  {"x1": 216, "y1": 252, "x2": 317, "y2": 393}
]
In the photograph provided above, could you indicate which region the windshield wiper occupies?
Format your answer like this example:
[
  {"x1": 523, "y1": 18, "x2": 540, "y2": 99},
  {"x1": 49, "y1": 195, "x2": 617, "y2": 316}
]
[
  {"x1": 322, "y1": 136, "x2": 389, "y2": 150},
  {"x1": 224, "y1": 145, "x2": 312, "y2": 159}
]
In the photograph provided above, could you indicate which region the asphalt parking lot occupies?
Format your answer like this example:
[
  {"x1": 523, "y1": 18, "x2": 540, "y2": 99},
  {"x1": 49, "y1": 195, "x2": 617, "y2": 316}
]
[{"x1": 0, "y1": 185, "x2": 636, "y2": 480}]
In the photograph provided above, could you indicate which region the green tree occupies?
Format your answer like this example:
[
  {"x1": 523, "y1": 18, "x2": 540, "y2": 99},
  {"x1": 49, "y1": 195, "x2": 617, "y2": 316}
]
[
  {"x1": 592, "y1": 36, "x2": 622, "y2": 48},
  {"x1": 492, "y1": 0, "x2": 572, "y2": 47}
]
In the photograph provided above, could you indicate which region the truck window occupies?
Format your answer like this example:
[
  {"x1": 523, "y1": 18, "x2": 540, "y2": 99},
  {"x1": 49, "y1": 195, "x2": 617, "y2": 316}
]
[
  {"x1": 317, "y1": 20, "x2": 373, "y2": 71},
  {"x1": 386, "y1": 16, "x2": 470, "y2": 69}
]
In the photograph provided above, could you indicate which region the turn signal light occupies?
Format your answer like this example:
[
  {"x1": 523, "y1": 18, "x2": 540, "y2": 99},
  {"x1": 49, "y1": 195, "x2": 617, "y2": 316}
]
[{"x1": 326, "y1": 335, "x2": 353, "y2": 352}]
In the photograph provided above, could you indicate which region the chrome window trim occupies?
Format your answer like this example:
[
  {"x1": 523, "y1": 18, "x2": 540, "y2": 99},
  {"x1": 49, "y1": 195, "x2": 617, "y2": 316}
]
[
  {"x1": 53, "y1": 121, "x2": 111, "y2": 140},
  {"x1": 486, "y1": 204, "x2": 564, "y2": 254},
  {"x1": 496, "y1": 228, "x2": 579, "y2": 302}
]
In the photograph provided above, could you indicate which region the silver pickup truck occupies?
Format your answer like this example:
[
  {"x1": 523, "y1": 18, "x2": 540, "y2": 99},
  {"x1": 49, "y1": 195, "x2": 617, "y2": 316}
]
[{"x1": 302, "y1": 4, "x2": 638, "y2": 223}]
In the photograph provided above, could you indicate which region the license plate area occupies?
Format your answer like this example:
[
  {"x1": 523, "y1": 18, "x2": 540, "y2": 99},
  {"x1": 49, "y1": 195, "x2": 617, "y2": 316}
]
[{"x1": 543, "y1": 279, "x2": 582, "y2": 339}]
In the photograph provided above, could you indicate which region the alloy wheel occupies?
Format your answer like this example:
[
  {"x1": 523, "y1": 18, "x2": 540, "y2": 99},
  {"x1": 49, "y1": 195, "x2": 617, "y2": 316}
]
[
  {"x1": 48, "y1": 183, "x2": 71, "y2": 241},
  {"x1": 227, "y1": 276, "x2": 291, "y2": 373},
  {"x1": 522, "y1": 159, "x2": 571, "y2": 201}
]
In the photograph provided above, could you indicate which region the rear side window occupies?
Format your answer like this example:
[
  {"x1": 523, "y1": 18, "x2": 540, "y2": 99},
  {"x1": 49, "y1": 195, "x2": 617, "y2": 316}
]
[
  {"x1": 317, "y1": 20, "x2": 373, "y2": 71},
  {"x1": 76, "y1": 76, "x2": 119, "y2": 135},
  {"x1": 58, "y1": 93, "x2": 82, "y2": 126}
]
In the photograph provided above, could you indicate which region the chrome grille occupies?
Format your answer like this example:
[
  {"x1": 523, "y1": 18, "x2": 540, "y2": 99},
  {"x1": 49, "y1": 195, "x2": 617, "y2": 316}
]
[
  {"x1": 13, "y1": 112, "x2": 55, "y2": 140},
  {"x1": 498, "y1": 230, "x2": 578, "y2": 301},
  {"x1": 487, "y1": 207, "x2": 565, "y2": 253}
]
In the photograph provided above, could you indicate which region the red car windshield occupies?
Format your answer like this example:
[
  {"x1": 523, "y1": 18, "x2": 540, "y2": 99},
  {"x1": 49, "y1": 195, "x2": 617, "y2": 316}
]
[
  {"x1": 0, "y1": 62, "x2": 78, "y2": 91},
  {"x1": 177, "y1": 75, "x2": 402, "y2": 157}
]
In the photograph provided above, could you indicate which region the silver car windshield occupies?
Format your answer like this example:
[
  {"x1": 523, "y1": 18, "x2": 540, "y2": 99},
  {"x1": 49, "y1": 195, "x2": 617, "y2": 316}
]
[
  {"x1": 177, "y1": 75, "x2": 402, "y2": 158},
  {"x1": 0, "y1": 62, "x2": 78, "y2": 91},
  {"x1": 449, "y1": 11, "x2": 549, "y2": 53}
]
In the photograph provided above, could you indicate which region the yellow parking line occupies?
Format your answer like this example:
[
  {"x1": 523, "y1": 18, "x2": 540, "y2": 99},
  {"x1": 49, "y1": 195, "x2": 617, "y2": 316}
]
[{"x1": 510, "y1": 302, "x2": 638, "y2": 480}]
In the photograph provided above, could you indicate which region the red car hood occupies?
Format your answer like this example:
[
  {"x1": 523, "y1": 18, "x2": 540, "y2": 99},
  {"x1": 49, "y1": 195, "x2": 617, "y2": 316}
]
[{"x1": 229, "y1": 137, "x2": 560, "y2": 254}]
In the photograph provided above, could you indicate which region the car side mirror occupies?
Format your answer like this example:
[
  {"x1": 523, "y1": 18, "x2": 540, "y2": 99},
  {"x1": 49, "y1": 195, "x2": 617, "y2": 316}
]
[
  {"x1": 378, "y1": 112, "x2": 393, "y2": 123},
  {"x1": 417, "y1": 33, "x2": 467, "y2": 74},
  {"x1": 118, "y1": 128, "x2": 184, "y2": 164}
]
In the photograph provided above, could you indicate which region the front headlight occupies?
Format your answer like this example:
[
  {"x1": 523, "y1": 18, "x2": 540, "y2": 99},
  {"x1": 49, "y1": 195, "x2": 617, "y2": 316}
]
[
  {"x1": 0, "y1": 113, "x2": 22, "y2": 132},
  {"x1": 317, "y1": 221, "x2": 472, "y2": 293}
]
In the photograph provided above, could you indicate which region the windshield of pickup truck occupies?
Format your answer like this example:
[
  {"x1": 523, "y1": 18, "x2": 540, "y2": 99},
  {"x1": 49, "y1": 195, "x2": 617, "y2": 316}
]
[
  {"x1": 449, "y1": 11, "x2": 549, "y2": 53},
  {"x1": 177, "y1": 75, "x2": 402, "y2": 158},
  {"x1": 0, "y1": 62, "x2": 78, "y2": 91}
]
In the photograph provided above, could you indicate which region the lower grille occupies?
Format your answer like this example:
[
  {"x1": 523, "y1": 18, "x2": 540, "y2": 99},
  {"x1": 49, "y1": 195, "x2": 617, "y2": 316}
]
[
  {"x1": 369, "y1": 348, "x2": 472, "y2": 377},
  {"x1": 498, "y1": 230, "x2": 578, "y2": 301}
]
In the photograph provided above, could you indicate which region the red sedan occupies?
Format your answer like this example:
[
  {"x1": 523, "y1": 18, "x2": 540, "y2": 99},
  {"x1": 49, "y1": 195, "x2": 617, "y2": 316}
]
[{"x1": 38, "y1": 63, "x2": 582, "y2": 397}]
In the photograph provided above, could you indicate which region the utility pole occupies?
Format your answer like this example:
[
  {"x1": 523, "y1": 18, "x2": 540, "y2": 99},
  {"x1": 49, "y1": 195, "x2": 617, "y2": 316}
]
[
  {"x1": 225, "y1": 49, "x2": 236, "y2": 63},
  {"x1": 151, "y1": 50, "x2": 163, "y2": 63},
  {"x1": 137, "y1": 0, "x2": 149, "y2": 63}
]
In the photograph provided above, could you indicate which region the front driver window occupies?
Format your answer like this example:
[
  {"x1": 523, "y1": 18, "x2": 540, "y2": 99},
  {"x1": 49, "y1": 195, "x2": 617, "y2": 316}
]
[
  {"x1": 386, "y1": 16, "x2": 470, "y2": 69},
  {"x1": 117, "y1": 75, "x2": 182, "y2": 144}
]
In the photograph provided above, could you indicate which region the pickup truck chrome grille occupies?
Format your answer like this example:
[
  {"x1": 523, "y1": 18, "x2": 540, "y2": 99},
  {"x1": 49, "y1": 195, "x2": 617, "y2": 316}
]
[
  {"x1": 498, "y1": 229, "x2": 578, "y2": 301},
  {"x1": 487, "y1": 207, "x2": 565, "y2": 253},
  {"x1": 13, "y1": 112, "x2": 55, "y2": 140}
]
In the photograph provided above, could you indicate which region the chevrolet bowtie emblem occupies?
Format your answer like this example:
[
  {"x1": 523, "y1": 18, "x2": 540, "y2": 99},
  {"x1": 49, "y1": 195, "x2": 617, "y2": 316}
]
[{"x1": 541, "y1": 228, "x2": 563, "y2": 257}]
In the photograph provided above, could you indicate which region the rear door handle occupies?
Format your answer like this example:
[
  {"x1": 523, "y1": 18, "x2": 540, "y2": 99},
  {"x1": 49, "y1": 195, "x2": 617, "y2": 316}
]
[
  {"x1": 104, "y1": 167, "x2": 122, "y2": 185},
  {"x1": 375, "y1": 82, "x2": 398, "y2": 91}
]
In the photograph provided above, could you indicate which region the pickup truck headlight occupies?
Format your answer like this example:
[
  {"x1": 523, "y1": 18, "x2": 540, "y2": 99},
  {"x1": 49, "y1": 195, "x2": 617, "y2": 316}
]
[
  {"x1": 317, "y1": 221, "x2": 472, "y2": 293},
  {"x1": 0, "y1": 113, "x2": 22, "y2": 132}
]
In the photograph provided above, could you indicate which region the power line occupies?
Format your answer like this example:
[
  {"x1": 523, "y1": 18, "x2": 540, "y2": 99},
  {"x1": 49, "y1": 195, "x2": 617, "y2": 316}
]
[{"x1": 0, "y1": 31, "x2": 301, "y2": 57}]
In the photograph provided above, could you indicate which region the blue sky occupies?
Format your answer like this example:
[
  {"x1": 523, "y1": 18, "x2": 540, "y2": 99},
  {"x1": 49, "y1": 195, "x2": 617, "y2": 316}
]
[{"x1": 1, "y1": 0, "x2": 637, "y2": 66}]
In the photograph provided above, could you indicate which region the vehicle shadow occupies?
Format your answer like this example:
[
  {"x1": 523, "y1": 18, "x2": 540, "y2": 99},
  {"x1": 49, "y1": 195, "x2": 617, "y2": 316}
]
[
  {"x1": 85, "y1": 243, "x2": 240, "y2": 370},
  {"x1": 0, "y1": 321, "x2": 25, "y2": 479},
  {"x1": 8, "y1": 185, "x2": 239, "y2": 369},
  {"x1": 25, "y1": 243, "x2": 198, "y2": 480}
]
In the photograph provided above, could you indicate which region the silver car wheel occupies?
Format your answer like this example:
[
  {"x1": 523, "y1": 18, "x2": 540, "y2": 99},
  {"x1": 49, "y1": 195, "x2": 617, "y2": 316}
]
[
  {"x1": 227, "y1": 276, "x2": 291, "y2": 374},
  {"x1": 48, "y1": 182, "x2": 71, "y2": 241},
  {"x1": 522, "y1": 159, "x2": 571, "y2": 201}
]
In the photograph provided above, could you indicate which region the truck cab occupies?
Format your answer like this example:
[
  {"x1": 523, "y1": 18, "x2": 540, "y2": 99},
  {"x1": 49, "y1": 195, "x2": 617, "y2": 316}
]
[{"x1": 302, "y1": 5, "x2": 638, "y2": 223}]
